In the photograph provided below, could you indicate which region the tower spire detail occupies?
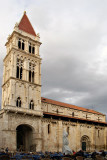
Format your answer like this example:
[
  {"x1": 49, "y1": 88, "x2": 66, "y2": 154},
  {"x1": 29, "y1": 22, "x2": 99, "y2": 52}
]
[{"x1": 18, "y1": 12, "x2": 36, "y2": 36}]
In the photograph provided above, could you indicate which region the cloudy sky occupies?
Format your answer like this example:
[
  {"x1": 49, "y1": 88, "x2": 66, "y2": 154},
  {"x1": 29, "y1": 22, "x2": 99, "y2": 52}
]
[{"x1": 0, "y1": 0, "x2": 107, "y2": 115}]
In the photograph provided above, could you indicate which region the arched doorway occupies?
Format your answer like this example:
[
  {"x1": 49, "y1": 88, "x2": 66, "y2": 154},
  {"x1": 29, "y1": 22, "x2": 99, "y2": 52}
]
[
  {"x1": 16, "y1": 124, "x2": 33, "y2": 152},
  {"x1": 81, "y1": 135, "x2": 90, "y2": 151}
]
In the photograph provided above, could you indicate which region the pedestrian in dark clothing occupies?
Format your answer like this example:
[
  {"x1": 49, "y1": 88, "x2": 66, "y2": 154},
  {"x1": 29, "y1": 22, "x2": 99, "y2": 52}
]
[
  {"x1": 101, "y1": 150, "x2": 106, "y2": 157},
  {"x1": 5, "y1": 147, "x2": 8, "y2": 153},
  {"x1": 91, "y1": 151, "x2": 97, "y2": 160}
]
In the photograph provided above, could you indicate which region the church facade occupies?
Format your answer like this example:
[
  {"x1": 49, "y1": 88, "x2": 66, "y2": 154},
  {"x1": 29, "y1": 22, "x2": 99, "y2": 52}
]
[{"x1": 0, "y1": 12, "x2": 107, "y2": 152}]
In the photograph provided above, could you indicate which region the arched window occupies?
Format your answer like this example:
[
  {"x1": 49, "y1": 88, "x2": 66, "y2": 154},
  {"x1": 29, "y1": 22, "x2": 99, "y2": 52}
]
[
  {"x1": 32, "y1": 46, "x2": 35, "y2": 54},
  {"x1": 22, "y1": 40, "x2": 25, "y2": 50},
  {"x1": 18, "y1": 38, "x2": 25, "y2": 50},
  {"x1": 29, "y1": 43, "x2": 31, "y2": 53},
  {"x1": 29, "y1": 100, "x2": 34, "y2": 110},
  {"x1": 16, "y1": 59, "x2": 23, "y2": 79},
  {"x1": 16, "y1": 97, "x2": 21, "y2": 107},
  {"x1": 29, "y1": 42, "x2": 35, "y2": 54},
  {"x1": 29, "y1": 63, "x2": 35, "y2": 83},
  {"x1": 18, "y1": 39, "x2": 21, "y2": 49}
]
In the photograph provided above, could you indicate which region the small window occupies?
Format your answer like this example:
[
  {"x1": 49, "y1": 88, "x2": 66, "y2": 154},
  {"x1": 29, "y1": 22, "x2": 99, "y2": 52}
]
[
  {"x1": 29, "y1": 43, "x2": 31, "y2": 53},
  {"x1": 28, "y1": 42, "x2": 35, "y2": 54},
  {"x1": 16, "y1": 66, "x2": 19, "y2": 78},
  {"x1": 29, "y1": 63, "x2": 35, "y2": 83},
  {"x1": 18, "y1": 38, "x2": 25, "y2": 50},
  {"x1": 48, "y1": 124, "x2": 50, "y2": 134},
  {"x1": 16, "y1": 97, "x2": 21, "y2": 107},
  {"x1": 20, "y1": 67, "x2": 23, "y2": 79},
  {"x1": 29, "y1": 100, "x2": 34, "y2": 110},
  {"x1": 32, "y1": 71, "x2": 34, "y2": 83},
  {"x1": 72, "y1": 112, "x2": 74, "y2": 117},
  {"x1": 67, "y1": 127, "x2": 69, "y2": 135},
  {"x1": 16, "y1": 59, "x2": 23, "y2": 80},
  {"x1": 18, "y1": 39, "x2": 21, "y2": 49},
  {"x1": 32, "y1": 47, "x2": 35, "y2": 54},
  {"x1": 22, "y1": 40, "x2": 25, "y2": 50},
  {"x1": 29, "y1": 71, "x2": 31, "y2": 82}
]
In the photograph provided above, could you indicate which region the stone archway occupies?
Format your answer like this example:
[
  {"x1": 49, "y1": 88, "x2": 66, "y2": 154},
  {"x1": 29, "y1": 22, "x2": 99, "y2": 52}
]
[
  {"x1": 16, "y1": 124, "x2": 34, "y2": 152},
  {"x1": 81, "y1": 135, "x2": 90, "y2": 152}
]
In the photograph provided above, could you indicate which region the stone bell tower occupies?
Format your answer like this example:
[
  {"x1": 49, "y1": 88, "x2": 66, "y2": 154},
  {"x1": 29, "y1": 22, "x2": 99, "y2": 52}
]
[
  {"x1": 0, "y1": 12, "x2": 43, "y2": 152},
  {"x1": 2, "y1": 11, "x2": 42, "y2": 111}
]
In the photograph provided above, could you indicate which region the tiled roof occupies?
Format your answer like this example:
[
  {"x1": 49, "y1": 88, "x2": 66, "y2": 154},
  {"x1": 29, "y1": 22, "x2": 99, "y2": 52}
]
[
  {"x1": 18, "y1": 12, "x2": 36, "y2": 36},
  {"x1": 43, "y1": 112, "x2": 107, "y2": 124},
  {"x1": 41, "y1": 97, "x2": 104, "y2": 115}
]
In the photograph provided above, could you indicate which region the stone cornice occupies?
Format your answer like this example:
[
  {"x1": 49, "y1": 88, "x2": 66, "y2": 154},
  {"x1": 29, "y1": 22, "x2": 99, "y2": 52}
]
[
  {"x1": 3, "y1": 105, "x2": 43, "y2": 117},
  {"x1": 2, "y1": 77, "x2": 42, "y2": 87},
  {"x1": 5, "y1": 31, "x2": 42, "y2": 46},
  {"x1": 3, "y1": 47, "x2": 42, "y2": 62}
]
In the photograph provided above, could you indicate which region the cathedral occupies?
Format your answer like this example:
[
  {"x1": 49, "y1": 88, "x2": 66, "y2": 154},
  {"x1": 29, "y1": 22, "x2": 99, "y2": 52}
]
[{"x1": 0, "y1": 12, "x2": 107, "y2": 152}]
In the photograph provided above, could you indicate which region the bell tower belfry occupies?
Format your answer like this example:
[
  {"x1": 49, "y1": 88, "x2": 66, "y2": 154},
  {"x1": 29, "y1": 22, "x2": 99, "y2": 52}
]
[
  {"x1": 0, "y1": 12, "x2": 43, "y2": 152},
  {"x1": 2, "y1": 12, "x2": 42, "y2": 112}
]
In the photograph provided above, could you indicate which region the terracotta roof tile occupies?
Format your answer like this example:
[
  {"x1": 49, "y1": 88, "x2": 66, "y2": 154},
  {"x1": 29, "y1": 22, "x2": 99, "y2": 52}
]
[
  {"x1": 18, "y1": 12, "x2": 36, "y2": 36},
  {"x1": 41, "y1": 97, "x2": 104, "y2": 115}
]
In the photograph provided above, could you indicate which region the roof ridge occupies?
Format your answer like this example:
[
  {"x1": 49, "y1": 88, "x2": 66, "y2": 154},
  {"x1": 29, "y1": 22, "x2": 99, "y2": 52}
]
[{"x1": 41, "y1": 97, "x2": 105, "y2": 116}]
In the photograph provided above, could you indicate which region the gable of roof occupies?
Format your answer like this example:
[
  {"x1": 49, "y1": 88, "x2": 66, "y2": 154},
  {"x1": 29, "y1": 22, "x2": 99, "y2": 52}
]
[
  {"x1": 18, "y1": 12, "x2": 36, "y2": 36},
  {"x1": 41, "y1": 97, "x2": 104, "y2": 116}
]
